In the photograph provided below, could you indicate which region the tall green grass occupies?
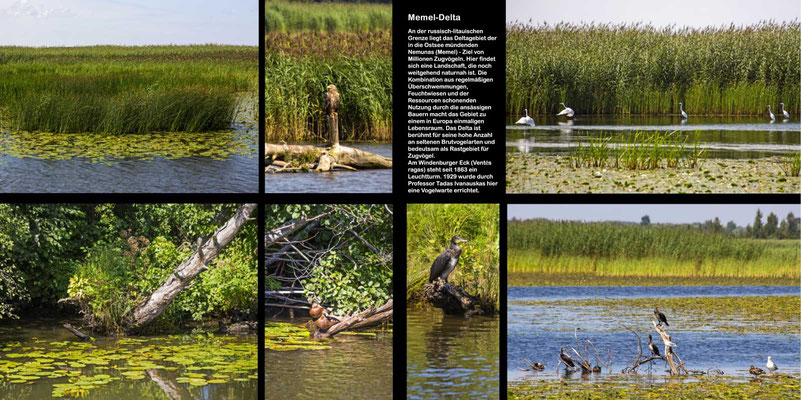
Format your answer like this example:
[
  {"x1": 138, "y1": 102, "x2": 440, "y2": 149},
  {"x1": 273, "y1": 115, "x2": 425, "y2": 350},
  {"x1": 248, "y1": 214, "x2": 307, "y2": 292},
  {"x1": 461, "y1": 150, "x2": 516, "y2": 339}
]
[
  {"x1": 507, "y1": 21, "x2": 801, "y2": 116},
  {"x1": 407, "y1": 204, "x2": 499, "y2": 313},
  {"x1": 508, "y1": 220, "x2": 800, "y2": 279},
  {"x1": 265, "y1": 1, "x2": 392, "y2": 32},
  {"x1": 571, "y1": 131, "x2": 706, "y2": 170},
  {"x1": 0, "y1": 45, "x2": 257, "y2": 134}
]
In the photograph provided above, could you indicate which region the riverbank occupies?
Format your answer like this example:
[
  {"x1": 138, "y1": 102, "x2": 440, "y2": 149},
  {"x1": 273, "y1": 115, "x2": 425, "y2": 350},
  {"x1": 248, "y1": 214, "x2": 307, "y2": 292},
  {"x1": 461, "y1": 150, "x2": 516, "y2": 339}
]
[
  {"x1": 507, "y1": 154, "x2": 800, "y2": 193},
  {"x1": 508, "y1": 272, "x2": 800, "y2": 287}
]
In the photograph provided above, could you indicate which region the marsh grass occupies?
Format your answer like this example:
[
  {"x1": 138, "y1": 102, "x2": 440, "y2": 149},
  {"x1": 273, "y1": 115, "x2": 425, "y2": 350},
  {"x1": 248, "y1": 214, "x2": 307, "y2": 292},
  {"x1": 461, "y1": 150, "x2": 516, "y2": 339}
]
[
  {"x1": 265, "y1": 1, "x2": 392, "y2": 32},
  {"x1": 407, "y1": 204, "x2": 500, "y2": 313},
  {"x1": 0, "y1": 45, "x2": 257, "y2": 134},
  {"x1": 507, "y1": 21, "x2": 801, "y2": 116},
  {"x1": 780, "y1": 152, "x2": 801, "y2": 177},
  {"x1": 571, "y1": 131, "x2": 707, "y2": 170},
  {"x1": 508, "y1": 220, "x2": 800, "y2": 279}
]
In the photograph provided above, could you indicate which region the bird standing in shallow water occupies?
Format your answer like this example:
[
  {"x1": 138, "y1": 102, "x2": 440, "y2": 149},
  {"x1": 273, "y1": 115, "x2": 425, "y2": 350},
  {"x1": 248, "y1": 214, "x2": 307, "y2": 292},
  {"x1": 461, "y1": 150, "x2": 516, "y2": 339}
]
[
  {"x1": 654, "y1": 307, "x2": 669, "y2": 326},
  {"x1": 781, "y1": 103, "x2": 790, "y2": 119},
  {"x1": 768, "y1": 105, "x2": 776, "y2": 121},
  {"x1": 515, "y1": 109, "x2": 535, "y2": 126},
  {"x1": 766, "y1": 356, "x2": 777, "y2": 373},
  {"x1": 560, "y1": 347, "x2": 576, "y2": 369},
  {"x1": 557, "y1": 103, "x2": 574, "y2": 118},
  {"x1": 429, "y1": 235, "x2": 468, "y2": 283},
  {"x1": 647, "y1": 334, "x2": 661, "y2": 357},
  {"x1": 679, "y1": 102, "x2": 688, "y2": 120},
  {"x1": 749, "y1": 365, "x2": 765, "y2": 376}
]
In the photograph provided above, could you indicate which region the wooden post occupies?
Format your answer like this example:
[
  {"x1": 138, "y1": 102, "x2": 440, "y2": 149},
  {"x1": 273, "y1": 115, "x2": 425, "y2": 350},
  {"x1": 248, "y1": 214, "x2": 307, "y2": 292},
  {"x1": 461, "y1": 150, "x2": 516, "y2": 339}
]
[{"x1": 327, "y1": 113, "x2": 339, "y2": 147}]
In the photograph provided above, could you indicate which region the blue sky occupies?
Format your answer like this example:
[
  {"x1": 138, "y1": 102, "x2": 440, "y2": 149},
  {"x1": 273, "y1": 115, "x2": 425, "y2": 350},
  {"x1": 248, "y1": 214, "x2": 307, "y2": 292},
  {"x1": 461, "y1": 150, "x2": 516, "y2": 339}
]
[
  {"x1": 507, "y1": 0, "x2": 801, "y2": 28},
  {"x1": 0, "y1": 0, "x2": 257, "y2": 46},
  {"x1": 508, "y1": 204, "x2": 801, "y2": 226}
]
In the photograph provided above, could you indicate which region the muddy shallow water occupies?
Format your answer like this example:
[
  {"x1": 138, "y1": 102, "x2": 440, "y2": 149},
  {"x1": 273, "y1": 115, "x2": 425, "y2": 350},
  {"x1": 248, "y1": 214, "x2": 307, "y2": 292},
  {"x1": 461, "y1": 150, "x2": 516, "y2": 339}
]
[
  {"x1": 507, "y1": 286, "x2": 801, "y2": 382},
  {"x1": 0, "y1": 317, "x2": 257, "y2": 400},
  {"x1": 265, "y1": 143, "x2": 392, "y2": 193},
  {"x1": 407, "y1": 307, "x2": 500, "y2": 399},
  {"x1": 265, "y1": 318, "x2": 393, "y2": 400}
]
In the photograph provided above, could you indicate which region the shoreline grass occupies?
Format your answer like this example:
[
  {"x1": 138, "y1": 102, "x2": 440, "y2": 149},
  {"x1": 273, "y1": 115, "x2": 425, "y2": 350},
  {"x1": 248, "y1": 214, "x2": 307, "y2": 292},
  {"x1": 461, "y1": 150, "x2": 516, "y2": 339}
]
[
  {"x1": 508, "y1": 220, "x2": 800, "y2": 280},
  {"x1": 571, "y1": 131, "x2": 706, "y2": 170},
  {"x1": 508, "y1": 272, "x2": 801, "y2": 287},
  {"x1": 0, "y1": 45, "x2": 257, "y2": 134},
  {"x1": 265, "y1": 1, "x2": 392, "y2": 33},
  {"x1": 507, "y1": 21, "x2": 801, "y2": 116}
]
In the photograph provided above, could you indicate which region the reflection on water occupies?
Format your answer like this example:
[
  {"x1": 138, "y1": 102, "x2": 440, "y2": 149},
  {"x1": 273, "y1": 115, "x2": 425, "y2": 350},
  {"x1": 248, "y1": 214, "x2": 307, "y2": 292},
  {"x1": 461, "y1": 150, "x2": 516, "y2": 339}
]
[
  {"x1": 0, "y1": 318, "x2": 256, "y2": 400},
  {"x1": 407, "y1": 307, "x2": 499, "y2": 399},
  {"x1": 265, "y1": 319, "x2": 392, "y2": 400},
  {"x1": 506, "y1": 115, "x2": 801, "y2": 159},
  {"x1": 265, "y1": 143, "x2": 392, "y2": 193},
  {"x1": 507, "y1": 286, "x2": 801, "y2": 382}
]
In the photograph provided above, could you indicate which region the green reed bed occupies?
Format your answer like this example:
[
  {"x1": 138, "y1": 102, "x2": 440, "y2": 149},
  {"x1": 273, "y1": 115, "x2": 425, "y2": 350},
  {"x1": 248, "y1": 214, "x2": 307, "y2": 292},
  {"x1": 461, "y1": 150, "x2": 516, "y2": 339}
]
[
  {"x1": 0, "y1": 45, "x2": 257, "y2": 134},
  {"x1": 570, "y1": 131, "x2": 706, "y2": 170},
  {"x1": 407, "y1": 204, "x2": 500, "y2": 313},
  {"x1": 780, "y1": 152, "x2": 801, "y2": 177},
  {"x1": 265, "y1": 31, "x2": 392, "y2": 142},
  {"x1": 265, "y1": 1, "x2": 392, "y2": 33},
  {"x1": 507, "y1": 21, "x2": 801, "y2": 116},
  {"x1": 507, "y1": 220, "x2": 800, "y2": 279}
]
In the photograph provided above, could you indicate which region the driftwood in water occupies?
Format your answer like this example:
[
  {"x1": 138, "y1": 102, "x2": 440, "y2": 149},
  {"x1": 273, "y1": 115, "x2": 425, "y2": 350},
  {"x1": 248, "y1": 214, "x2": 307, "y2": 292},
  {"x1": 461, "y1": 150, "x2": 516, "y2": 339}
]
[
  {"x1": 311, "y1": 299, "x2": 393, "y2": 340},
  {"x1": 558, "y1": 328, "x2": 610, "y2": 374},
  {"x1": 265, "y1": 143, "x2": 392, "y2": 173},
  {"x1": 63, "y1": 323, "x2": 92, "y2": 341},
  {"x1": 146, "y1": 369, "x2": 188, "y2": 400},
  {"x1": 423, "y1": 279, "x2": 482, "y2": 316}
]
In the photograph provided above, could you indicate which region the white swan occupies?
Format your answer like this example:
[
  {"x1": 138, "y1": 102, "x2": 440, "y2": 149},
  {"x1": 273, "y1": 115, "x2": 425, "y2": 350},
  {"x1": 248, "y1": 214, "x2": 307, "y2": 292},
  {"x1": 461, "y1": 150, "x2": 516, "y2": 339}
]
[
  {"x1": 515, "y1": 108, "x2": 535, "y2": 126},
  {"x1": 557, "y1": 103, "x2": 574, "y2": 118},
  {"x1": 768, "y1": 105, "x2": 775, "y2": 121},
  {"x1": 781, "y1": 103, "x2": 790, "y2": 119},
  {"x1": 679, "y1": 102, "x2": 688, "y2": 119}
]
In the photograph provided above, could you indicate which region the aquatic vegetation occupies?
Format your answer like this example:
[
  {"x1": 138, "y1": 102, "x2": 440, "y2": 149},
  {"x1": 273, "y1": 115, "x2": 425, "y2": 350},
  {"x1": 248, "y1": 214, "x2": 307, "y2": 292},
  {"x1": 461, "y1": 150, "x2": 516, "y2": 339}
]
[
  {"x1": 0, "y1": 335, "x2": 256, "y2": 398},
  {"x1": 512, "y1": 295, "x2": 801, "y2": 334},
  {"x1": 780, "y1": 152, "x2": 801, "y2": 177},
  {"x1": 508, "y1": 272, "x2": 800, "y2": 287},
  {"x1": 265, "y1": 322, "x2": 331, "y2": 351},
  {"x1": 509, "y1": 375, "x2": 800, "y2": 399},
  {"x1": 265, "y1": 1, "x2": 392, "y2": 33},
  {"x1": 407, "y1": 204, "x2": 500, "y2": 312},
  {"x1": 508, "y1": 220, "x2": 800, "y2": 279},
  {"x1": 571, "y1": 132, "x2": 706, "y2": 170},
  {"x1": 507, "y1": 21, "x2": 801, "y2": 116},
  {"x1": 0, "y1": 45, "x2": 257, "y2": 134}
]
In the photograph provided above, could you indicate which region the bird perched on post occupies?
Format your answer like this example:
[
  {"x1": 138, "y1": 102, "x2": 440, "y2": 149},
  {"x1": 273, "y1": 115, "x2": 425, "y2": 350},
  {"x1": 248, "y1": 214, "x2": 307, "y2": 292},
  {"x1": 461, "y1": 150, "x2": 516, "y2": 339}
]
[
  {"x1": 428, "y1": 235, "x2": 469, "y2": 283},
  {"x1": 325, "y1": 84, "x2": 340, "y2": 117},
  {"x1": 654, "y1": 307, "x2": 669, "y2": 326},
  {"x1": 647, "y1": 334, "x2": 661, "y2": 357}
]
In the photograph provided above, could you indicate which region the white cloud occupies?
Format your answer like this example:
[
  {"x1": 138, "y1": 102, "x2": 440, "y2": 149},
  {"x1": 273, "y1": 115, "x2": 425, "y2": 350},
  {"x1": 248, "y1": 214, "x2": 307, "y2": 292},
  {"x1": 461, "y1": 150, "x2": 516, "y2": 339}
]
[{"x1": 3, "y1": 0, "x2": 71, "y2": 18}]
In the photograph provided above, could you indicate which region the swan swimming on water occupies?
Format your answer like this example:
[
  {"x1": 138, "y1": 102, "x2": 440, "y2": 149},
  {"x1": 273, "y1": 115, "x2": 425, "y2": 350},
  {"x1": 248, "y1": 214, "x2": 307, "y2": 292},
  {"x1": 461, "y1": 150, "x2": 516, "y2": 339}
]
[
  {"x1": 781, "y1": 103, "x2": 790, "y2": 119},
  {"x1": 515, "y1": 108, "x2": 535, "y2": 126},
  {"x1": 557, "y1": 103, "x2": 574, "y2": 118},
  {"x1": 768, "y1": 105, "x2": 775, "y2": 121},
  {"x1": 679, "y1": 102, "x2": 688, "y2": 119}
]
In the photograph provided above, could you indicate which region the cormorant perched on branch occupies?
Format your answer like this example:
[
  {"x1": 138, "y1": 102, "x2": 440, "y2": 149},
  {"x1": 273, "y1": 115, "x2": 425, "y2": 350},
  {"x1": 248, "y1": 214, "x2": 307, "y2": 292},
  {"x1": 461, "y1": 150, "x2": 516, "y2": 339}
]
[
  {"x1": 654, "y1": 307, "x2": 669, "y2": 326},
  {"x1": 428, "y1": 235, "x2": 468, "y2": 283},
  {"x1": 559, "y1": 347, "x2": 575, "y2": 368},
  {"x1": 647, "y1": 334, "x2": 660, "y2": 357}
]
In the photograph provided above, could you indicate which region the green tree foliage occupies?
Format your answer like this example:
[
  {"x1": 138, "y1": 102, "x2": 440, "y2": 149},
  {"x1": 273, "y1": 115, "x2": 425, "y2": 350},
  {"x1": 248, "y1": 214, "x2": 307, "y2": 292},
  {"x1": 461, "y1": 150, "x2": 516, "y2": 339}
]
[{"x1": 406, "y1": 204, "x2": 500, "y2": 312}]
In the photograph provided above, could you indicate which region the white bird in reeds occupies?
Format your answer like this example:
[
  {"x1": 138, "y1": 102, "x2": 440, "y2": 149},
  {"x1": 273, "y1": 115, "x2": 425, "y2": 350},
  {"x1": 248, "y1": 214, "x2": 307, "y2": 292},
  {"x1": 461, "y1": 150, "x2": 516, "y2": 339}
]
[
  {"x1": 780, "y1": 103, "x2": 790, "y2": 119},
  {"x1": 766, "y1": 356, "x2": 778, "y2": 373},
  {"x1": 679, "y1": 102, "x2": 688, "y2": 120},
  {"x1": 768, "y1": 105, "x2": 775, "y2": 121},
  {"x1": 557, "y1": 103, "x2": 574, "y2": 118},
  {"x1": 515, "y1": 108, "x2": 535, "y2": 126},
  {"x1": 664, "y1": 334, "x2": 677, "y2": 348}
]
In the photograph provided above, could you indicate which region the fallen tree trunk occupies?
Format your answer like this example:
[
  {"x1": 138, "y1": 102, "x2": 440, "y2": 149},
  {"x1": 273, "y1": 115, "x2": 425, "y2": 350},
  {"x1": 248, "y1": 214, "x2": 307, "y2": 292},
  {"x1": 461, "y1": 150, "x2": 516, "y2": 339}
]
[
  {"x1": 653, "y1": 320, "x2": 686, "y2": 375},
  {"x1": 265, "y1": 143, "x2": 392, "y2": 173},
  {"x1": 124, "y1": 203, "x2": 257, "y2": 332},
  {"x1": 146, "y1": 369, "x2": 187, "y2": 400},
  {"x1": 311, "y1": 299, "x2": 393, "y2": 339},
  {"x1": 63, "y1": 323, "x2": 93, "y2": 341},
  {"x1": 423, "y1": 279, "x2": 482, "y2": 316}
]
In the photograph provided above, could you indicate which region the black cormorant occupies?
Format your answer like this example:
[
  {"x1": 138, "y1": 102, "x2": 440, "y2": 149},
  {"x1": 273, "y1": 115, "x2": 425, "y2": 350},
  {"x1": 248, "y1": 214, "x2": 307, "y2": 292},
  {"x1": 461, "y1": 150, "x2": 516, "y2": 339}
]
[
  {"x1": 647, "y1": 334, "x2": 660, "y2": 357},
  {"x1": 559, "y1": 347, "x2": 575, "y2": 368},
  {"x1": 654, "y1": 307, "x2": 669, "y2": 326},
  {"x1": 428, "y1": 235, "x2": 468, "y2": 283}
]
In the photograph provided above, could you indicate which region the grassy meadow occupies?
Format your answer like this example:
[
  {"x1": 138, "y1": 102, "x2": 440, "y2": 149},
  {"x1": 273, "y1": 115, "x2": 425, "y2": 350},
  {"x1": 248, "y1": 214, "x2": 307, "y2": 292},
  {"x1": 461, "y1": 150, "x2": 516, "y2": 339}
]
[
  {"x1": 506, "y1": 21, "x2": 801, "y2": 116},
  {"x1": 0, "y1": 45, "x2": 257, "y2": 134},
  {"x1": 508, "y1": 220, "x2": 800, "y2": 283},
  {"x1": 407, "y1": 204, "x2": 500, "y2": 312},
  {"x1": 265, "y1": 1, "x2": 392, "y2": 142}
]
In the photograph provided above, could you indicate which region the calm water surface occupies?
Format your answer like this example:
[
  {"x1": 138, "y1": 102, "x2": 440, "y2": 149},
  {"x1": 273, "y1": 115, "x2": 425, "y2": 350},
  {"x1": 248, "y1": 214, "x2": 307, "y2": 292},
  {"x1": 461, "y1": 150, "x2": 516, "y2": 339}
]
[
  {"x1": 508, "y1": 286, "x2": 801, "y2": 382},
  {"x1": 407, "y1": 307, "x2": 499, "y2": 399},
  {"x1": 265, "y1": 318, "x2": 392, "y2": 400},
  {"x1": 507, "y1": 115, "x2": 801, "y2": 159},
  {"x1": 0, "y1": 318, "x2": 256, "y2": 400},
  {"x1": 266, "y1": 143, "x2": 392, "y2": 193}
]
